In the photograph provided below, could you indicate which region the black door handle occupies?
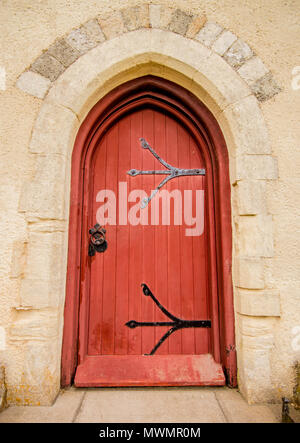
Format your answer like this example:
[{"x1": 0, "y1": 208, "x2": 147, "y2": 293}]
[{"x1": 88, "y1": 224, "x2": 107, "y2": 256}]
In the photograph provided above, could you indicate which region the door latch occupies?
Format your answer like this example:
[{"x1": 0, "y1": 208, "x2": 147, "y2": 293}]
[{"x1": 88, "y1": 223, "x2": 107, "y2": 256}]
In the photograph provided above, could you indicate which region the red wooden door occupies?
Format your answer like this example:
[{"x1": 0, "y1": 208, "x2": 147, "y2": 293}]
[{"x1": 74, "y1": 99, "x2": 226, "y2": 386}]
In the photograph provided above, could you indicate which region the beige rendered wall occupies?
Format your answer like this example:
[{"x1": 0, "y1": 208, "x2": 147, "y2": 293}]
[{"x1": 0, "y1": 0, "x2": 299, "y2": 405}]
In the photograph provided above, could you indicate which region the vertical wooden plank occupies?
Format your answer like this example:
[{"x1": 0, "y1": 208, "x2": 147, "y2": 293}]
[
  {"x1": 88, "y1": 137, "x2": 107, "y2": 355},
  {"x1": 178, "y1": 125, "x2": 195, "y2": 354},
  {"x1": 78, "y1": 152, "x2": 94, "y2": 362},
  {"x1": 166, "y1": 114, "x2": 182, "y2": 354},
  {"x1": 190, "y1": 136, "x2": 209, "y2": 354},
  {"x1": 114, "y1": 115, "x2": 131, "y2": 354},
  {"x1": 101, "y1": 124, "x2": 118, "y2": 354},
  {"x1": 153, "y1": 111, "x2": 169, "y2": 354},
  {"x1": 128, "y1": 111, "x2": 143, "y2": 355},
  {"x1": 141, "y1": 109, "x2": 156, "y2": 355}
]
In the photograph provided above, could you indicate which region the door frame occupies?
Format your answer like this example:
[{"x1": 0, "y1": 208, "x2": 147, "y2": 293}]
[{"x1": 61, "y1": 76, "x2": 237, "y2": 387}]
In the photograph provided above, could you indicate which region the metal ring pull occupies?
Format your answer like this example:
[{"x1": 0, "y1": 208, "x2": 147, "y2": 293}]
[{"x1": 88, "y1": 223, "x2": 107, "y2": 256}]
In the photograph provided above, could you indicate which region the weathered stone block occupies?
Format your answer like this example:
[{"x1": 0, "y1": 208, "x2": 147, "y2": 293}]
[
  {"x1": 238, "y1": 315, "x2": 275, "y2": 337},
  {"x1": 45, "y1": 43, "x2": 103, "y2": 116},
  {"x1": 222, "y1": 95, "x2": 271, "y2": 155},
  {"x1": 19, "y1": 231, "x2": 66, "y2": 308},
  {"x1": 48, "y1": 38, "x2": 80, "y2": 68},
  {"x1": 238, "y1": 56, "x2": 269, "y2": 85},
  {"x1": 195, "y1": 22, "x2": 223, "y2": 47},
  {"x1": 64, "y1": 30, "x2": 91, "y2": 54},
  {"x1": 223, "y1": 39, "x2": 253, "y2": 69},
  {"x1": 149, "y1": 4, "x2": 161, "y2": 28},
  {"x1": 19, "y1": 154, "x2": 67, "y2": 220},
  {"x1": 238, "y1": 328, "x2": 276, "y2": 403},
  {"x1": 192, "y1": 47, "x2": 250, "y2": 109},
  {"x1": 28, "y1": 220, "x2": 67, "y2": 233},
  {"x1": 121, "y1": 5, "x2": 149, "y2": 31},
  {"x1": 30, "y1": 52, "x2": 65, "y2": 82},
  {"x1": 185, "y1": 15, "x2": 207, "y2": 39},
  {"x1": 212, "y1": 30, "x2": 237, "y2": 56},
  {"x1": 0, "y1": 387, "x2": 85, "y2": 420},
  {"x1": 168, "y1": 9, "x2": 193, "y2": 36},
  {"x1": 6, "y1": 340, "x2": 60, "y2": 406},
  {"x1": 250, "y1": 72, "x2": 281, "y2": 102},
  {"x1": 151, "y1": 29, "x2": 210, "y2": 71},
  {"x1": 236, "y1": 155, "x2": 278, "y2": 180},
  {"x1": 66, "y1": 20, "x2": 105, "y2": 54},
  {"x1": 20, "y1": 279, "x2": 62, "y2": 309},
  {"x1": 236, "y1": 180, "x2": 267, "y2": 215},
  {"x1": 235, "y1": 256, "x2": 265, "y2": 289},
  {"x1": 236, "y1": 290, "x2": 281, "y2": 316},
  {"x1": 16, "y1": 71, "x2": 51, "y2": 99},
  {"x1": 29, "y1": 101, "x2": 78, "y2": 155},
  {"x1": 155, "y1": 6, "x2": 175, "y2": 30},
  {"x1": 82, "y1": 18, "x2": 106, "y2": 44},
  {"x1": 9, "y1": 309, "x2": 59, "y2": 340},
  {"x1": 98, "y1": 11, "x2": 127, "y2": 39},
  {"x1": 237, "y1": 214, "x2": 274, "y2": 257}
]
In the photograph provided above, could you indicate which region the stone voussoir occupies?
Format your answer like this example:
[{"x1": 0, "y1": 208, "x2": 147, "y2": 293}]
[
  {"x1": 195, "y1": 21, "x2": 223, "y2": 47},
  {"x1": 250, "y1": 72, "x2": 281, "y2": 102},
  {"x1": 212, "y1": 30, "x2": 237, "y2": 56},
  {"x1": 30, "y1": 52, "x2": 65, "y2": 82},
  {"x1": 238, "y1": 55, "x2": 269, "y2": 85},
  {"x1": 15, "y1": 7, "x2": 281, "y2": 104},
  {"x1": 223, "y1": 38, "x2": 253, "y2": 69},
  {"x1": 65, "y1": 19, "x2": 105, "y2": 54},
  {"x1": 97, "y1": 10, "x2": 127, "y2": 39},
  {"x1": 185, "y1": 14, "x2": 207, "y2": 39},
  {"x1": 47, "y1": 38, "x2": 81, "y2": 68},
  {"x1": 167, "y1": 9, "x2": 194, "y2": 36},
  {"x1": 121, "y1": 4, "x2": 150, "y2": 31},
  {"x1": 151, "y1": 5, "x2": 175, "y2": 30},
  {"x1": 149, "y1": 4, "x2": 161, "y2": 28},
  {"x1": 16, "y1": 71, "x2": 51, "y2": 99}
]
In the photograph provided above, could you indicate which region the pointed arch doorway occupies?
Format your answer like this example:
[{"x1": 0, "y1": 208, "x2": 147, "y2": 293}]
[{"x1": 61, "y1": 76, "x2": 236, "y2": 388}]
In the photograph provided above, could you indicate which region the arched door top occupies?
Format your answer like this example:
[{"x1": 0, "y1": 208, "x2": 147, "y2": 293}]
[{"x1": 76, "y1": 76, "x2": 229, "y2": 172}]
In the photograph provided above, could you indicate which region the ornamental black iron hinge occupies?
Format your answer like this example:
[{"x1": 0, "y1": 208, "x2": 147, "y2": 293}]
[
  {"x1": 127, "y1": 138, "x2": 206, "y2": 208},
  {"x1": 125, "y1": 283, "x2": 211, "y2": 355}
]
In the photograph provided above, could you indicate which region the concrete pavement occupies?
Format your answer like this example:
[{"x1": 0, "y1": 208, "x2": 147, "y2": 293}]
[{"x1": 0, "y1": 386, "x2": 290, "y2": 423}]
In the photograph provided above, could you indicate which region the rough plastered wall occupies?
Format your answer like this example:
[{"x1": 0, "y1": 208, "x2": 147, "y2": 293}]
[{"x1": 0, "y1": 0, "x2": 299, "y2": 405}]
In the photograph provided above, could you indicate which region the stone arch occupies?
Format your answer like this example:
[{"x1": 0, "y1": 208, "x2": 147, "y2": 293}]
[
  {"x1": 14, "y1": 8, "x2": 281, "y2": 405},
  {"x1": 16, "y1": 6, "x2": 280, "y2": 104}
]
